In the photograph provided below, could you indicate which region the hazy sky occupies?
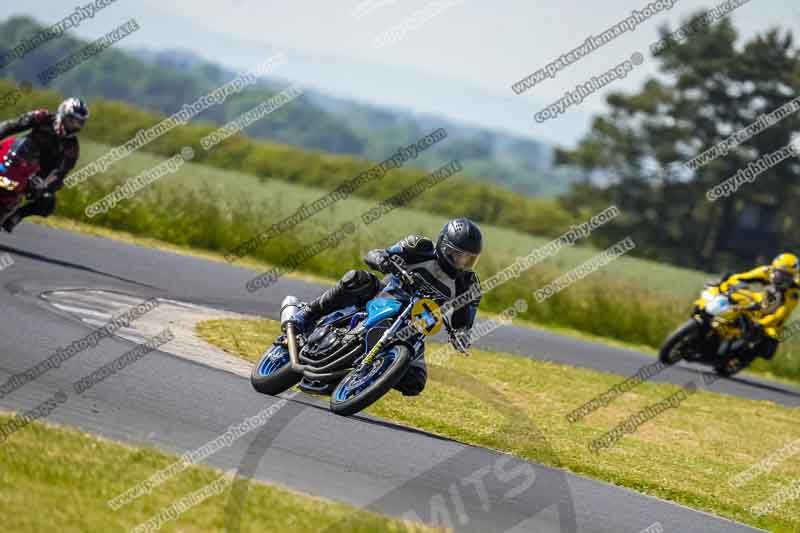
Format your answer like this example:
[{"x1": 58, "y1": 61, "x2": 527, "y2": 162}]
[{"x1": 3, "y1": 1, "x2": 799, "y2": 146}]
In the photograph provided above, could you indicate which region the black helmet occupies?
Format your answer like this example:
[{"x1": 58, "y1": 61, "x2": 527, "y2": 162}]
[
  {"x1": 436, "y1": 218, "x2": 482, "y2": 272},
  {"x1": 55, "y1": 97, "x2": 89, "y2": 138}
]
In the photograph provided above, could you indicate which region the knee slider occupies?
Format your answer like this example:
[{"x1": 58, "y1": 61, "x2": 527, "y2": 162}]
[
  {"x1": 342, "y1": 270, "x2": 379, "y2": 296},
  {"x1": 36, "y1": 194, "x2": 56, "y2": 217},
  {"x1": 341, "y1": 269, "x2": 364, "y2": 288},
  {"x1": 396, "y1": 365, "x2": 427, "y2": 396}
]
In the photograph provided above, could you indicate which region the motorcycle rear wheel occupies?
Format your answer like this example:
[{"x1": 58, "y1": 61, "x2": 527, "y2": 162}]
[
  {"x1": 251, "y1": 343, "x2": 302, "y2": 396},
  {"x1": 714, "y1": 357, "x2": 744, "y2": 377}
]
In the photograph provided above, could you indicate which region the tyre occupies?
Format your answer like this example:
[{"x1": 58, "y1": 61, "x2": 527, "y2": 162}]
[
  {"x1": 714, "y1": 357, "x2": 744, "y2": 378},
  {"x1": 659, "y1": 319, "x2": 701, "y2": 365},
  {"x1": 329, "y1": 343, "x2": 411, "y2": 416},
  {"x1": 250, "y1": 343, "x2": 301, "y2": 396}
]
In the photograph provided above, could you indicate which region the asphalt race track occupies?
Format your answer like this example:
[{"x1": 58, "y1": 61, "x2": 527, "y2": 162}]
[{"x1": 0, "y1": 223, "x2": 782, "y2": 532}]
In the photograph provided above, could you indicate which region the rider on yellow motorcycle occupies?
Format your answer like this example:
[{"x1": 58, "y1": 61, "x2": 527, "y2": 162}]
[{"x1": 718, "y1": 253, "x2": 800, "y2": 363}]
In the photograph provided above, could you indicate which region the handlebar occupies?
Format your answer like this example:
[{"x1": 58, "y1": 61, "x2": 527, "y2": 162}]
[
  {"x1": 706, "y1": 284, "x2": 764, "y2": 315},
  {"x1": 385, "y1": 256, "x2": 448, "y2": 299},
  {"x1": 385, "y1": 255, "x2": 415, "y2": 287},
  {"x1": 385, "y1": 256, "x2": 469, "y2": 355}
]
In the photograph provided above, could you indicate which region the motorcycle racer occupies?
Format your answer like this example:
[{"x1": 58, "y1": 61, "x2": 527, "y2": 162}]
[
  {"x1": 718, "y1": 252, "x2": 800, "y2": 363},
  {"x1": 292, "y1": 218, "x2": 483, "y2": 396},
  {"x1": 0, "y1": 97, "x2": 88, "y2": 231}
]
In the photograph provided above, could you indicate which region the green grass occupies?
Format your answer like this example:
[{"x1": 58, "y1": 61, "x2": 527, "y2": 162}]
[
  {"x1": 0, "y1": 412, "x2": 439, "y2": 533},
  {"x1": 42, "y1": 138, "x2": 800, "y2": 380},
  {"x1": 0, "y1": 79, "x2": 578, "y2": 239},
  {"x1": 5, "y1": 80, "x2": 800, "y2": 379},
  {"x1": 197, "y1": 317, "x2": 800, "y2": 533}
]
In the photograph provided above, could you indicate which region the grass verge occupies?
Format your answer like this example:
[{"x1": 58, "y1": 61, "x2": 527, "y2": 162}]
[
  {"x1": 26, "y1": 216, "x2": 659, "y2": 357},
  {"x1": 57, "y1": 141, "x2": 699, "y2": 346},
  {"x1": 0, "y1": 412, "x2": 438, "y2": 533},
  {"x1": 197, "y1": 317, "x2": 800, "y2": 533},
  {"x1": 29, "y1": 137, "x2": 798, "y2": 380},
  {"x1": 30, "y1": 215, "x2": 800, "y2": 386}
]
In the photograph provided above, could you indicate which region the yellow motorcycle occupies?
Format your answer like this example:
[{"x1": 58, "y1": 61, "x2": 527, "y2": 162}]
[{"x1": 659, "y1": 283, "x2": 768, "y2": 376}]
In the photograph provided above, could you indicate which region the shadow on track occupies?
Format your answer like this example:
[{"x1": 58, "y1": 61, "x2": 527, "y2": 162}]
[
  {"x1": 287, "y1": 393, "x2": 464, "y2": 445},
  {"x1": 223, "y1": 366, "x2": 578, "y2": 533},
  {"x1": 0, "y1": 243, "x2": 162, "y2": 290},
  {"x1": 676, "y1": 364, "x2": 800, "y2": 400}
]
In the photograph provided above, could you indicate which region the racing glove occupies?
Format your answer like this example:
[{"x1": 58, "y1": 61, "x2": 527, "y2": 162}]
[
  {"x1": 364, "y1": 249, "x2": 394, "y2": 273},
  {"x1": 451, "y1": 327, "x2": 473, "y2": 353}
]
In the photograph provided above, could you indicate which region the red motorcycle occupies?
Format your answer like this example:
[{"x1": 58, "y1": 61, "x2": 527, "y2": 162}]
[{"x1": 0, "y1": 137, "x2": 43, "y2": 228}]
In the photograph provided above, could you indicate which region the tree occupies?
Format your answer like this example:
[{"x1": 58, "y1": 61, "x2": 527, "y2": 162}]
[{"x1": 557, "y1": 13, "x2": 800, "y2": 270}]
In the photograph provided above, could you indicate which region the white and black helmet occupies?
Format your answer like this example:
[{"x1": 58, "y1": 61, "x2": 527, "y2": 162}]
[
  {"x1": 436, "y1": 218, "x2": 483, "y2": 272},
  {"x1": 54, "y1": 97, "x2": 89, "y2": 138}
]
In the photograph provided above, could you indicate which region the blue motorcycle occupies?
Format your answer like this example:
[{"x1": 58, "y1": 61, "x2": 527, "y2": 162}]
[{"x1": 251, "y1": 257, "x2": 468, "y2": 416}]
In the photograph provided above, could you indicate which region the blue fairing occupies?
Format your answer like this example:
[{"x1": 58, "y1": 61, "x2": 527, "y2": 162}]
[
  {"x1": 319, "y1": 305, "x2": 359, "y2": 326},
  {"x1": 364, "y1": 297, "x2": 402, "y2": 328}
]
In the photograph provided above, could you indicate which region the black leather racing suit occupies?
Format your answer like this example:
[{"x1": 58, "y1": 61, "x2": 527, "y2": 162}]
[
  {"x1": 306, "y1": 234, "x2": 482, "y2": 395},
  {"x1": 0, "y1": 109, "x2": 80, "y2": 223}
]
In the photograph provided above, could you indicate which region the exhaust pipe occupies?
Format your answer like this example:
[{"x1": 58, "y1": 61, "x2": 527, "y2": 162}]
[{"x1": 280, "y1": 296, "x2": 305, "y2": 372}]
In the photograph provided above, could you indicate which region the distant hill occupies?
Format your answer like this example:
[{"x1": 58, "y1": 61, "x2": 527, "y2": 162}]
[{"x1": 0, "y1": 15, "x2": 580, "y2": 196}]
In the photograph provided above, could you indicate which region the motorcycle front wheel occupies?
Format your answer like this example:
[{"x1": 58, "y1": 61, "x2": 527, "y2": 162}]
[
  {"x1": 329, "y1": 344, "x2": 411, "y2": 416},
  {"x1": 659, "y1": 319, "x2": 702, "y2": 365}
]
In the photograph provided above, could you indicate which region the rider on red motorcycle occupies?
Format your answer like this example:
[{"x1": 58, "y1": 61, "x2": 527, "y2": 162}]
[{"x1": 0, "y1": 97, "x2": 88, "y2": 231}]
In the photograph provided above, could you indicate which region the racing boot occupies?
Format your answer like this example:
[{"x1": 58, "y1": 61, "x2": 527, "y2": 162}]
[
  {"x1": 2, "y1": 213, "x2": 20, "y2": 233},
  {"x1": 291, "y1": 302, "x2": 323, "y2": 337}
]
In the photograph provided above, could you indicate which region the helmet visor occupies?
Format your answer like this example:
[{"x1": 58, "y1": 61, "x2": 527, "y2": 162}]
[
  {"x1": 772, "y1": 269, "x2": 795, "y2": 288},
  {"x1": 441, "y1": 241, "x2": 480, "y2": 271},
  {"x1": 64, "y1": 115, "x2": 85, "y2": 134}
]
